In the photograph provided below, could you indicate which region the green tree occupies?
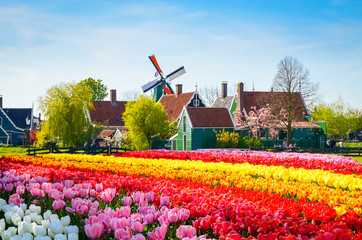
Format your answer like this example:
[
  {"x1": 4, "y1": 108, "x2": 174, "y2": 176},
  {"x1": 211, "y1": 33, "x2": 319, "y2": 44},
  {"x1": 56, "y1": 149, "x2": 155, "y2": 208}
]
[
  {"x1": 312, "y1": 97, "x2": 362, "y2": 138},
  {"x1": 37, "y1": 82, "x2": 94, "y2": 147},
  {"x1": 123, "y1": 95, "x2": 170, "y2": 150},
  {"x1": 79, "y1": 77, "x2": 108, "y2": 101}
]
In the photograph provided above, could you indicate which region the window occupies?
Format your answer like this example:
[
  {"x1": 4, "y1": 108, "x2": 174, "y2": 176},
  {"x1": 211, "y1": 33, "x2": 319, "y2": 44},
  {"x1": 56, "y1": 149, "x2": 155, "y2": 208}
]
[
  {"x1": 115, "y1": 117, "x2": 120, "y2": 121},
  {"x1": 172, "y1": 140, "x2": 176, "y2": 150},
  {"x1": 183, "y1": 135, "x2": 187, "y2": 150},
  {"x1": 193, "y1": 98, "x2": 200, "y2": 107},
  {"x1": 183, "y1": 116, "x2": 186, "y2": 132}
]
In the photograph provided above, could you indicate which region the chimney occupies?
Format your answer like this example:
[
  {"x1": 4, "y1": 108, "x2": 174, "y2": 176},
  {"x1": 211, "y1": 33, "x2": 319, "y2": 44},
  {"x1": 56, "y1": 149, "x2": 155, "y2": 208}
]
[
  {"x1": 221, "y1": 82, "x2": 227, "y2": 98},
  {"x1": 0, "y1": 96, "x2": 2, "y2": 109},
  {"x1": 237, "y1": 82, "x2": 244, "y2": 114},
  {"x1": 271, "y1": 87, "x2": 273, "y2": 92},
  {"x1": 176, "y1": 84, "x2": 182, "y2": 96},
  {"x1": 110, "y1": 89, "x2": 117, "y2": 105}
]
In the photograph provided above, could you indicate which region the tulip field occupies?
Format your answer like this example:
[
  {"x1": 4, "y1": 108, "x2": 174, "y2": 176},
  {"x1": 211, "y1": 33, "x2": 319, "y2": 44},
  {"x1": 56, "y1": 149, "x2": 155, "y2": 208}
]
[{"x1": 1, "y1": 150, "x2": 362, "y2": 240}]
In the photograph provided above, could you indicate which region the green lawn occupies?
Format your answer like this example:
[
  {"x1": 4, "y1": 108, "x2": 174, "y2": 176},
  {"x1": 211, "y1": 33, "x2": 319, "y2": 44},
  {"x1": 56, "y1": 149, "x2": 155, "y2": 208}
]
[
  {"x1": 351, "y1": 155, "x2": 362, "y2": 163},
  {"x1": 0, "y1": 147, "x2": 28, "y2": 156}
]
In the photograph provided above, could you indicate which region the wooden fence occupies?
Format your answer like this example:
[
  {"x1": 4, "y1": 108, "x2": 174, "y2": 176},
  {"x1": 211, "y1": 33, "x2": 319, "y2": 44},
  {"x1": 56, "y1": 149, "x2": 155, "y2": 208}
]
[
  {"x1": 27, "y1": 146, "x2": 129, "y2": 156},
  {"x1": 249, "y1": 146, "x2": 361, "y2": 156}
]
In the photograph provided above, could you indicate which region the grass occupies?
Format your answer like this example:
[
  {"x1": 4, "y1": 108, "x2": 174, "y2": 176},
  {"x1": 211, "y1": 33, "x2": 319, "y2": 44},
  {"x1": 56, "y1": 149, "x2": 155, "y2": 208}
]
[
  {"x1": 351, "y1": 156, "x2": 362, "y2": 163},
  {"x1": 0, "y1": 147, "x2": 28, "y2": 156}
]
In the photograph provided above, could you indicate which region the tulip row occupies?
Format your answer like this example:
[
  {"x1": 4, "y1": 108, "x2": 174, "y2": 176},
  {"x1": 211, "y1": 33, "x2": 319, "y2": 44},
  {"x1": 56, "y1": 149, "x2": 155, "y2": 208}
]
[
  {"x1": 1, "y1": 155, "x2": 362, "y2": 239},
  {"x1": 25, "y1": 153, "x2": 362, "y2": 211},
  {"x1": 116, "y1": 149, "x2": 362, "y2": 176}
]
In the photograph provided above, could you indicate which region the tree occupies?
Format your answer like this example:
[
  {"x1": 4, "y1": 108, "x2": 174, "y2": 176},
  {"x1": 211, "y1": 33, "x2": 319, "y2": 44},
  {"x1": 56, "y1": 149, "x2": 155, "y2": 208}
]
[
  {"x1": 198, "y1": 85, "x2": 219, "y2": 106},
  {"x1": 79, "y1": 77, "x2": 108, "y2": 101},
  {"x1": 271, "y1": 56, "x2": 320, "y2": 144},
  {"x1": 122, "y1": 95, "x2": 170, "y2": 150},
  {"x1": 312, "y1": 97, "x2": 362, "y2": 138},
  {"x1": 37, "y1": 82, "x2": 94, "y2": 147},
  {"x1": 121, "y1": 89, "x2": 141, "y2": 101}
]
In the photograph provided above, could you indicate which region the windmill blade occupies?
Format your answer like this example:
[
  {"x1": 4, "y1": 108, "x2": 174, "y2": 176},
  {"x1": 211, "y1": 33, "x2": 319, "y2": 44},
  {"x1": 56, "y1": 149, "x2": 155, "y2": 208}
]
[
  {"x1": 141, "y1": 79, "x2": 163, "y2": 93},
  {"x1": 163, "y1": 82, "x2": 174, "y2": 95},
  {"x1": 166, "y1": 66, "x2": 186, "y2": 81},
  {"x1": 149, "y1": 55, "x2": 164, "y2": 78}
]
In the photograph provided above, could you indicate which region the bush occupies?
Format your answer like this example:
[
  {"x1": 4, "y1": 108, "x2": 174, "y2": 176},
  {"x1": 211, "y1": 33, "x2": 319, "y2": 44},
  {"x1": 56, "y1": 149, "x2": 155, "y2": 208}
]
[
  {"x1": 215, "y1": 129, "x2": 239, "y2": 148},
  {"x1": 238, "y1": 136, "x2": 263, "y2": 148}
]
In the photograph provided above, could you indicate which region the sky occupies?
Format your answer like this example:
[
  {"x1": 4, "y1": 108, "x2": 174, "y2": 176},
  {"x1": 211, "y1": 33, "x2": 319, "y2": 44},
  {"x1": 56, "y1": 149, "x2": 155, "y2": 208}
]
[{"x1": 1, "y1": 0, "x2": 361, "y2": 114}]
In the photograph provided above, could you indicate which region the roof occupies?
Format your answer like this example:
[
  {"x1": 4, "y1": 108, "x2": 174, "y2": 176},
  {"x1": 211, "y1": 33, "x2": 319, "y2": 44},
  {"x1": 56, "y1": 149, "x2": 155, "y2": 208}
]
[
  {"x1": 2, "y1": 108, "x2": 32, "y2": 129},
  {"x1": 97, "y1": 129, "x2": 115, "y2": 139},
  {"x1": 159, "y1": 92, "x2": 195, "y2": 121},
  {"x1": 211, "y1": 96, "x2": 234, "y2": 109},
  {"x1": 90, "y1": 101, "x2": 128, "y2": 127},
  {"x1": 240, "y1": 91, "x2": 308, "y2": 121},
  {"x1": 186, "y1": 107, "x2": 234, "y2": 128}
]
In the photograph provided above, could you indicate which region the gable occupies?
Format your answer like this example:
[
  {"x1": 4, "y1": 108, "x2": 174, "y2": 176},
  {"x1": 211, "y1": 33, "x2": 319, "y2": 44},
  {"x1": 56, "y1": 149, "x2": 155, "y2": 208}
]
[
  {"x1": 186, "y1": 107, "x2": 234, "y2": 128},
  {"x1": 159, "y1": 92, "x2": 195, "y2": 122},
  {"x1": 0, "y1": 108, "x2": 25, "y2": 132},
  {"x1": 186, "y1": 92, "x2": 205, "y2": 108},
  {"x1": 211, "y1": 96, "x2": 234, "y2": 109},
  {"x1": 90, "y1": 101, "x2": 128, "y2": 127}
]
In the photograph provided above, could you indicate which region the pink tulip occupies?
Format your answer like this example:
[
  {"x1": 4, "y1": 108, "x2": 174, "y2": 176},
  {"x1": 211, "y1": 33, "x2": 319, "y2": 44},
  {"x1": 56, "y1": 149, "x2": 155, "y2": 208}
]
[
  {"x1": 53, "y1": 182, "x2": 64, "y2": 191},
  {"x1": 90, "y1": 189, "x2": 97, "y2": 197},
  {"x1": 132, "y1": 191, "x2": 145, "y2": 204},
  {"x1": 160, "y1": 196, "x2": 170, "y2": 207},
  {"x1": 131, "y1": 221, "x2": 145, "y2": 233},
  {"x1": 147, "y1": 224, "x2": 168, "y2": 240},
  {"x1": 9, "y1": 193, "x2": 24, "y2": 206},
  {"x1": 122, "y1": 196, "x2": 132, "y2": 206},
  {"x1": 100, "y1": 188, "x2": 116, "y2": 203},
  {"x1": 115, "y1": 226, "x2": 132, "y2": 240},
  {"x1": 76, "y1": 204, "x2": 89, "y2": 216},
  {"x1": 85, "y1": 222, "x2": 104, "y2": 239},
  {"x1": 95, "y1": 183, "x2": 103, "y2": 192},
  {"x1": 30, "y1": 188, "x2": 46, "y2": 198},
  {"x1": 178, "y1": 208, "x2": 190, "y2": 222},
  {"x1": 130, "y1": 213, "x2": 143, "y2": 223},
  {"x1": 145, "y1": 191, "x2": 156, "y2": 203},
  {"x1": 176, "y1": 225, "x2": 196, "y2": 239},
  {"x1": 41, "y1": 182, "x2": 53, "y2": 192},
  {"x1": 63, "y1": 189, "x2": 76, "y2": 200},
  {"x1": 98, "y1": 213, "x2": 111, "y2": 230},
  {"x1": 143, "y1": 213, "x2": 155, "y2": 224},
  {"x1": 63, "y1": 180, "x2": 74, "y2": 188},
  {"x1": 167, "y1": 209, "x2": 179, "y2": 223},
  {"x1": 79, "y1": 188, "x2": 89, "y2": 198},
  {"x1": 4, "y1": 183, "x2": 14, "y2": 192},
  {"x1": 117, "y1": 206, "x2": 131, "y2": 218},
  {"x1": 52, "y1": 200, "x2": 67, "y2": 211},
  {"x1": 49, "y1": 189, "x2": 64, "y2": 200},
  {"x1": 111, "y1": 217, "x2": 130, "y2": 231},
  {"x1": 131, "y1": 234, "x2": 146, "y2": 240},
  {"x1": 16, "y1": 185, "x2": 25, "y2": 195}
]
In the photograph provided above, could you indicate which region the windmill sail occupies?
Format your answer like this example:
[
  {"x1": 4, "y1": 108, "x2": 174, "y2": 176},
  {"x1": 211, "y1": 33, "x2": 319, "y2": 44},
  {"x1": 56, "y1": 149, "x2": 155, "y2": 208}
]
[
  {"x1": 166, "y1": 66, "x2": 185, "y2": 81},
  {"x1": 141, "y1": 79, "x2": 162, "y2": 93},
  {"x1": 149, "y1": 55, "x2": 163, "y2": 77}
]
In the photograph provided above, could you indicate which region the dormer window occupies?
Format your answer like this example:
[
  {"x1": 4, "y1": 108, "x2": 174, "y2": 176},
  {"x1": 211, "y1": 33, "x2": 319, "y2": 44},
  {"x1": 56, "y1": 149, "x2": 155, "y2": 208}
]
[
  {"x1": 193, "y1": 99, "x2": 200, "y2": 107},
  {"x1": 116, "y1": 117, "x2": 120, "y2": 121}
]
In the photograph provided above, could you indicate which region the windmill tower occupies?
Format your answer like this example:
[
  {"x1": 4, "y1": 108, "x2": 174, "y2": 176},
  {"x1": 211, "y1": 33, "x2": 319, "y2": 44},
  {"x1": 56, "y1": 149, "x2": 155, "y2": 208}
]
[{"x1": 141, "y1": 55, "x2": 186, "y2": 101}]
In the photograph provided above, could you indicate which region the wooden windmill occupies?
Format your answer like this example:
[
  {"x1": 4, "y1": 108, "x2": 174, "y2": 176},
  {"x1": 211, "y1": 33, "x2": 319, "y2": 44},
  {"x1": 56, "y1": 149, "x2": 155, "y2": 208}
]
[{"x1": 141, "y1": 55, "x2": 186, "y2": 101}]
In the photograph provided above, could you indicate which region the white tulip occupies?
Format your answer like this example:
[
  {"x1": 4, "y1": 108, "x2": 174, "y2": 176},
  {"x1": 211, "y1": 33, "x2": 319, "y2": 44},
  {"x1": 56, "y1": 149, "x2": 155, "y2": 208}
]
[
  {"x1": 68, "y1": 233, "x2": 78, "y2": 240},
  {"x1": 0, "y1": 218, "x2": 5, "y2": 232},
  {"x1": 25, "y1": 210, "x2": 31, "y2": 216},
  {"x1": 34, "y1": 226, "x2": 46, "y2": 237},
  {"x1": 0, "y1": 198, "x2": 7, "y2": 208},
  {"x1": 23, "y1": 215, "x2": 32, "y2": 223},
  {"x1": 16, "y1": 208, "x2": 25, "y2": 219},
  {"x1": 11, "y1": 213, "x2": 22, "y2": 226},
  {"x1": 20, "y1": 204, "x2": 27, "y2": 212},
  {"x1": 34, "y1": 215, "x2": 43, "y2": 225},
  {"x1": 2, "y1": 229, "x2": 13, "y2": 240},
  {"x1": 18, "y1": 222, "x2": 32, "y2": 236},
  {"x1": 9, "y1": 235, "x2": 21, "y2": 240},
  {"x1": 47, "y1": 229, "x2": 54, "y2": 239},
  {"x1": 49, "y1": 214, "x2": 59, "y2": 223},
  {"x1": 54, "y1": 234, "x2": 67, "y2": 240},
  {"x1": 49, "y1": 222, "x2": 64, "y2": 235},
  {"x1": 43, "y1": 211, "x2": 51, "y2": 221},
  {"x1": 64, "y1": 225, "x2": 78, "y2": 235},
  {"x1": 21, "y1": 232, "x2": 34, "y2": 240},
  {"x1": 41, "y1": 220, "x2": 50, "y2": 229},
  {"x1": 60, "y1": 216, "x2": 70, "y2": 227},
  {"x1": 29, "y1": 205, "x2": 41, "y2": 215}
]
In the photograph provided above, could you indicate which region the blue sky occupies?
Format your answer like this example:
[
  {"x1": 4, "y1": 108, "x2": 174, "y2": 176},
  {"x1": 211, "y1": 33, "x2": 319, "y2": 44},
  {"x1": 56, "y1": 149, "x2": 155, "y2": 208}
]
[{"x1": 1, "y1": 0, "x2": 361, "y2": 112}]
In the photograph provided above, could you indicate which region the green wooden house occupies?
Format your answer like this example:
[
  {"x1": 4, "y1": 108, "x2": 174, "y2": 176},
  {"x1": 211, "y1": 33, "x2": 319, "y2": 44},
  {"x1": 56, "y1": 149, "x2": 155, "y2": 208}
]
[{"x1": 170, "y1": 107, "x2": 235, "y2": 150}]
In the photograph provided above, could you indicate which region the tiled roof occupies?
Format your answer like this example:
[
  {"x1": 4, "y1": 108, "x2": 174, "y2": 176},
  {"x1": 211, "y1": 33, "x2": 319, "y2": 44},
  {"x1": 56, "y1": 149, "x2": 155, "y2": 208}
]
[
  {"x1": 159, "y1": 92, "x2": 195, "y2": 121},
  {"x1": 2, "y1": 108, "x2": 32, "y2": 129},
  {"x1": 97, "y1": 129, "x2": 115, "y2": 139},
  {"x1": 187, "y1": 107, "x2": 234, "y2": 128},
  {"x1": 211, "y1": 96, "x2": 234, "y2": 109},
  {"x1": 90, "y1": 101, "x2": 128, "y2": 127},
  {"x1": 240, "y1": 91, "x2": 308, "y2": 121}
]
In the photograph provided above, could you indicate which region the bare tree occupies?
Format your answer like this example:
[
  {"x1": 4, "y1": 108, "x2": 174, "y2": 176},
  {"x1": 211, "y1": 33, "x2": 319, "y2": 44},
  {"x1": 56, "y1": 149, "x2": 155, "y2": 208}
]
[
  {"x1": 121, "y1": 90, "x2": 141, "y2": 101},
  {"x1": 198, "y1": 85, "x2": 219, "y2": 107},
  {"x1": 270, "y1": 56, "x2": 320, "y2": 144}
]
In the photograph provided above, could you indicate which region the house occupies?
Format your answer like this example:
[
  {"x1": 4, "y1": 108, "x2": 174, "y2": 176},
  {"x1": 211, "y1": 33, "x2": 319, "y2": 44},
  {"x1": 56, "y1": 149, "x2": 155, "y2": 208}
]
[
  {"x1": 158, "y1": 84, "x2": 205, "y2": 122},
  {"x1": 0, "y1": 96, "x2": 35, "y2": 146},
  {"x1": 90, "y1": 89, "x2": 128, "y2": 129},
  {"x1": 171, "y1": 107, "x2": 235, "y2": 150},
  {"x1": 211, "y1": 82, "x2": 238, "y2": 117}
]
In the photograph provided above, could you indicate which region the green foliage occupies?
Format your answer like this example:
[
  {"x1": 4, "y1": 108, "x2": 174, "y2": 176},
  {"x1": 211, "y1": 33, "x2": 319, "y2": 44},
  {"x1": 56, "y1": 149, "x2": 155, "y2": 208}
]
[
  {"x1": 343, "y1": 142, "x2": 362, "y2": 148},
  {"x1": 0, "y1": 147, "x2": 28, "y2": 156},
  {"x1": 37, "y1": 82, "x2": 94, "y2": 147},
  {"x1": 312, "y1": 97, "x2": 362, "y2": 138},
  {"x1": 79, "y1": 77, "x2": 108, "y2": 101},
  {"x1": 122, "y1": 95, "x2": 170, "y2": 150},
  {"x1": 215, "y1": 129, "x2": 239, "y2": 148},
  {"x1": 238, "y1": 135, "x2": 263, "y2": 148}
]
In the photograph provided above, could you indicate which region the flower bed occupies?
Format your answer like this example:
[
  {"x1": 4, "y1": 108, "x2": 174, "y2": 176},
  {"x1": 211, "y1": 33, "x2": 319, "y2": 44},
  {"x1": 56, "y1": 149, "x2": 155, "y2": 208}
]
[{"x1": 1, "y1": 150, "x2": 362, "y2": 239}]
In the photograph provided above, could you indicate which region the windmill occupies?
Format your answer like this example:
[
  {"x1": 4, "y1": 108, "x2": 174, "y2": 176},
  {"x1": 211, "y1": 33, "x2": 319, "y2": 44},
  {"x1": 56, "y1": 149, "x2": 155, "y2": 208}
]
[{"x1": 141, "y1": 55, "x2": 186, "y2": 101}]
